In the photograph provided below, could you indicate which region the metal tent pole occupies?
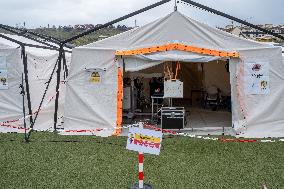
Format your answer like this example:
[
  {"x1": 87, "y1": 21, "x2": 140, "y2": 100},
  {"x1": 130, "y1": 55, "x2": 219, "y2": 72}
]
[
  {"x1": 20, "y1": 74, "x2": 29, "y2": 143},
  {"x1": 181, "y1": 0, "x2": 284, "y2": 40},
  {"x1": 174, "y1": 0, "x2": 178, "y2": 11},
  {"x1": 0, "y1": 30, "x2": 70, "y2": 141},
  {"x1": 27, "y1": 57, "x2": 59, "y2": 138},
  {"x1": 0, "y1": 24, "x2": 74, "y2": 49},
  {"x1": 62, "y1": 51, "x2": 68, "y2": 79},
  {"x1": 62, "y1": 0, "x2": 171, "y2": 43},
  {"x1": 0, "y1": 24, "x2": 72, "y2": 49},
  {"x1": 53, "y1": 45, "x2": 63, "y2": 132},
  {"x1": 21, "y1": 45, "x2": 34, "y2": 129},
  {"x1": 0, "y1": 33, "x2": 69, "y2": 52},
  {"x1": 0, "y1": 33, "x2": 24, "y2": 45},
  {"x1": 0, "y1": 25, "x2": 60, "y2": 50}
]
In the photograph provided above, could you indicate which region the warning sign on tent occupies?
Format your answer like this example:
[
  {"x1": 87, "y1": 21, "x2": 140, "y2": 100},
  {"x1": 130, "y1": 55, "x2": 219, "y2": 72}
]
[
  {"x1": 0, "y1": 70, "x2": 8, "y2": 90},
  {"x1": 0, "y1": 56, "x2": 8, "y2": 90},
  {"x1": 90, "y1": 71, "x2": 101, "y2": 84},
  {"x1": 245, "y1": 62, "x2": 270, "y2": 95}
]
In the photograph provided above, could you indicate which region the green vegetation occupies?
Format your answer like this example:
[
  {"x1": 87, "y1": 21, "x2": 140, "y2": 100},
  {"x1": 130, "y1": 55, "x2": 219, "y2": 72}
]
[
  {"x1": 33, "y1": 27, "x2": 125, "y2": 46},
  {"x1": 0, "y1": 26, "x2": 127, "y2": 46},
  {"x1": 0, "y1": 133, "x2": 283, "y2": 189}
]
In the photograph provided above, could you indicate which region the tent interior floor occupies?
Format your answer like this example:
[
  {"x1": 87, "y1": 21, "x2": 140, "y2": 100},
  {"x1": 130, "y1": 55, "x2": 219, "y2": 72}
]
[{"x1": 121, "y1": 106, "x2": 232, "y2": 136}]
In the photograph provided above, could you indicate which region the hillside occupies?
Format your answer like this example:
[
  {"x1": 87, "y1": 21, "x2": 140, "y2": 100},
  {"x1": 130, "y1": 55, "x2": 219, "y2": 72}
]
[
  {"x1": 0, "y1": 26, "x2": 130, "y2": 46},
  {"x1": 34, "y1": 27, "x2": 129, "y2": 46}
]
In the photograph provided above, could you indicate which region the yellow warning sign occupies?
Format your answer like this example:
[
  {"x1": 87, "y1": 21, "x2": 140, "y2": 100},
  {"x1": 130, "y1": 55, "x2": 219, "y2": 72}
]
[{"x1": 90, "y1": 72, "x2": 101, "y2": 83}]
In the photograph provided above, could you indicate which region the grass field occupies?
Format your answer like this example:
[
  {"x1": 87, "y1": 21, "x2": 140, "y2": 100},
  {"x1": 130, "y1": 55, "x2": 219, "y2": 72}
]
[{"x1": 0, "y1": 133, "x2": 283, "y2": 189}]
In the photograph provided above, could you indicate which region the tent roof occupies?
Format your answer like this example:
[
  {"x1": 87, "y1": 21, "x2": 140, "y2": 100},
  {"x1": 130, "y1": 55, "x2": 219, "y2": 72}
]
[
  {"x1": 81, "y1": 11, "x2": 270, "y2": 52},
  {"x1": 0, "y1": 33, "x2": 67, "y2": 56}
]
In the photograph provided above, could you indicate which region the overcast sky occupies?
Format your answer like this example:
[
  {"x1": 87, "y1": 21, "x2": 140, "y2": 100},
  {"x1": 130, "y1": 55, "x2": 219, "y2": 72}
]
[{"x1": 0, "y1": 0, "x2": 283, "y2": 28}]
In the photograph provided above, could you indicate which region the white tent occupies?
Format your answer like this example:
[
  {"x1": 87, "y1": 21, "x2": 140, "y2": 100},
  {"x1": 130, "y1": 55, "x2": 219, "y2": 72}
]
[
  {"x1": 63, "y1": 11, "x2": 284, "y2": 138},
  {"x1": 0, "y1": 34, "x2": 71, "y2": 133}
]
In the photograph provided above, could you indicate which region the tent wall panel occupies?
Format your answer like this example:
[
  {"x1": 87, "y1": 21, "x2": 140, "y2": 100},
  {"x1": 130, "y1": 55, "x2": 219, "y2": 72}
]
[
  {"x1": 235, "y1": 48, "x2": 284, "y2": 138},
  {"x1": 63, "y1": 49, "x2": 118, "y2": 137},
  {"x1": 230, "y1": 58, "x2": 244, "y2": 133},
  {"x1": 64, "y1": 11, "x2": 284, "y2": 138},
  {"x1": 0, "y1": 48, "x2": 26, "y2": 133},
  {"x1": 0, "y1": 35, "x2": 71, "y2": 133},
  {"x1": 27, "y1": 53, "x2": 58, "y2": 131}
]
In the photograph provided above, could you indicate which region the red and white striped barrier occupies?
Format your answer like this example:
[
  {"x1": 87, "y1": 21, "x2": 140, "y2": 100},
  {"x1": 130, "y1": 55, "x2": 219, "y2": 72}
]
[
  {"x1": 138, "y1": 122, "x2": 144, "y2": 189},
  {"x1": 0, "y1": 123, "x2": 30, "y2": 131},
  {"x1": 138, "y1": 152, "x2": 144, "y2": 189},
  {"x1": 60, "y1": 123, "x2": 284, "y2": 143}
]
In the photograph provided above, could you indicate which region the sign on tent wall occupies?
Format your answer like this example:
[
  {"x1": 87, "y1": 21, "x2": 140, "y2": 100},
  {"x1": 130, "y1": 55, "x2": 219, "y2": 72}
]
[
  {"x1": 245, "y1": 62, "x2": 269, "y2": 95},
  {"x1": 0, "y1": 56, "x2": 8, "y2": 90},
  {"x1": 86, "y1": 68, "x2": 106, "y2": 84}
]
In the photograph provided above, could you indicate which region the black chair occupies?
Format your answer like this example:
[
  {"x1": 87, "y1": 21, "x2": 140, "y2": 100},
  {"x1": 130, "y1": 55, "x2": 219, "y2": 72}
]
[{"x1": 203, "y1": 86, "x2": 222, "y2": 111}]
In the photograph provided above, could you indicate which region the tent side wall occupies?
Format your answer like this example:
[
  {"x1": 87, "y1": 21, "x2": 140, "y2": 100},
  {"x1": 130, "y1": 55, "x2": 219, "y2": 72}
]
[
  {"x1": 0, "y1": 47, "x2": 26, "y2": 133},
  {"x1": 230, "y1": 57, "x2": 244, "y2": 134},
  {"x1": 232, "y1": 47, "x2": 284, "y2": 138},
  {"x1": 62, "y1": 11, "x2": 284, "y2": 138},
  {"x1": 62, "y1": 48, "x2": 118, "y2": 136},
  {"x1": 26, "y1": 52, "x2": 71, "y2": 131},
  {"x1": 0, "y1": 34, "x2": 72, "y2": 133}
]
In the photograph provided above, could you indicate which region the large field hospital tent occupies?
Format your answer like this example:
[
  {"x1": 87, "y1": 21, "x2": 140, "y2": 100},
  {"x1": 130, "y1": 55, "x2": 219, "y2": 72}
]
[
  {"x1": 0, "y1": 34, "x2": 71, "y2": 133},
  {"x1": 64, "y1": 11, "x2": 284, "y2": 138}
]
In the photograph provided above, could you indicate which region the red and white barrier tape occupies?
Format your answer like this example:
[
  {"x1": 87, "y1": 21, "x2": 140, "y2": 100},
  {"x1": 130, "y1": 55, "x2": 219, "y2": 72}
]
[
  {"x1": 143, "y1": 124, "x2": 284, "y2": 143},
  {"x1": 0, "y1": 123, "x2": 30, "y2": 131},
  {"x1": 0, "y1": 81, "x2": 66, "y2": 131},
  {"x1": 61, "y1": 123, "x2": 284, "y2": 143},
  {"x1": 62, "y1": 125, "x2": 134, "y2": 135}
]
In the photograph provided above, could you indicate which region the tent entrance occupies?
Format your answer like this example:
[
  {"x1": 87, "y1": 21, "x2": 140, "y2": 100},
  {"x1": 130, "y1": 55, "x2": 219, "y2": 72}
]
[{"x1": 121, "y1": 60, "x2": 232, "y2": 132}]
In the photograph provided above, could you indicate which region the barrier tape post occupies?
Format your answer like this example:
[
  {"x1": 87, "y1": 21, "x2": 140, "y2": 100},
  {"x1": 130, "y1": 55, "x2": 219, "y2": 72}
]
[
  {"x1": 129, "y1": 122, "x2": 156, "y2": 189},
  {"x1": 138, "y1": 122, "x2": 144, "y2": 189}
]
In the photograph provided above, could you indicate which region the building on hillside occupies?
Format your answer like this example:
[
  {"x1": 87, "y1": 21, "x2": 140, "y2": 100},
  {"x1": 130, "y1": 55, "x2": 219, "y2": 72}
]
[
  {"x1": 221, "y1": 27, "x2": 246, "y2": 38},
  {"x1": 98, "y1": 35, "x2": 109, "y2": 40},
  {"x1": 220, "y1": 24, "x2": 284, "y2": 42}
]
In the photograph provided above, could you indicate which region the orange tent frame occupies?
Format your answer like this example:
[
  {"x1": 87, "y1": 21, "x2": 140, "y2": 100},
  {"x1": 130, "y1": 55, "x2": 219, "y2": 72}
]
[
  {"x1": 113, "y1": 67, "x2": 123, "y2": 136},
  {"x1": 114, "y1": 43, "x2": 240, "y2": 135},
  {"x1": 115, "y1": 43, "x2": 240, "y2": 58}
]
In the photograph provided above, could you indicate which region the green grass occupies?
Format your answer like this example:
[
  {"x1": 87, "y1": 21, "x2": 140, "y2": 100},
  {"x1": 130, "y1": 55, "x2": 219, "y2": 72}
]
[{"x1": 0, "y1": 133, "x2": 283, "y2": 189}]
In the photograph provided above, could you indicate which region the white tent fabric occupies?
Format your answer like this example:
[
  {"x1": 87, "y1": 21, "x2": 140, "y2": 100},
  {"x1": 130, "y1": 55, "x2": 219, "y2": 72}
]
[
  {"x1": 0, "y1": 34, "x2": 71, "y2": 133},
  {"x1": 134, "y1": 50, "x2": 222, "y2": 63},
  {"x1": 120, "y1": 50, "x2": 223, "y2": 72},
  {"x1": 230, "y1": 48, "x2": 284, "y2": 138},
  {"x1": 64, "y1": 11, "x2": 284, "y2": 138},
  {"x1": 0, "y1": 46, "x2": 24, "y2": 133}
]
